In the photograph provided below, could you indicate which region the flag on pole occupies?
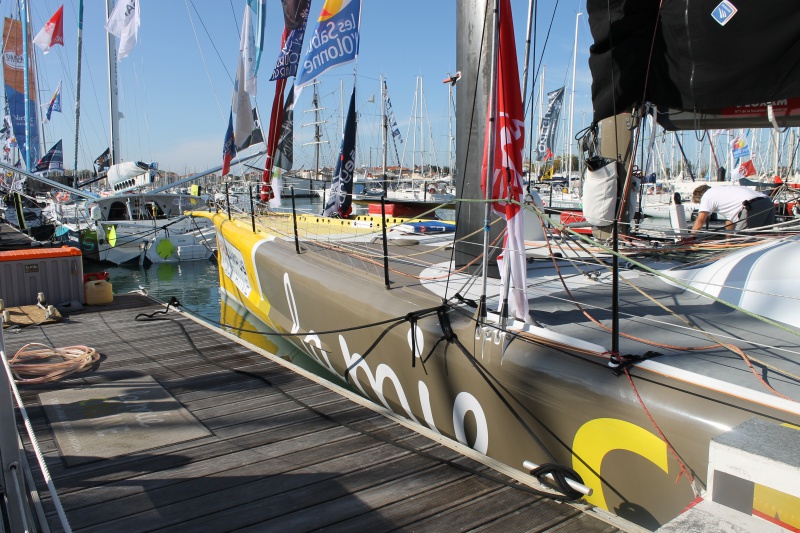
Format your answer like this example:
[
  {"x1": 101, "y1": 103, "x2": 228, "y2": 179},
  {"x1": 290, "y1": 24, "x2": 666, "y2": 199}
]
[
  {"x1": 323, "y1": 88, "x2": 357, "y2": 218},
  {"x1": 238, "y1": 107, "x2": 264, "y2": 150},
  {"x1": 94, "y1": 147, "x2": 111, "y2": 171},
  {"x1": 42, "y1": 81, "x2": 62, "y2": 123},
  {"x1": 33, "y1": 5, "x2": 64, "y2": 54},
  {"x1": 241, "y1": 3, "x2": 257, "y2": 97},
  {"x1": 233, "y1": 53, "x2": 255, "y2": 149},
  {"x1": 270, "y1": 0, "x2": 311, "y2": 80},
  {"x1": 296, "y1": 0, "x2": 361, "y2": 89},
  {"x1": 34, "y1": 140, "x2": 63, "y2": 173},
  {"x1": 535, "y1": 87, "x2": 565, "y2": 162},
  {"x1": 275, "y1": 85, "x2": 295, "y2": 171},
  {"x1": 383, "y1": 80, "x2": 402, "y2": 143},
  {"x1": 481, "y1": 0, "x2": 529, "y2": 321},
  {"x1": 247, "y1": 0, "x2": 267, "y2": 73},
  {"x1": 105, "y1": 0, "x2": 140, "y2": 60},
  {"x1": 222, "y1": 111, "x2": 237, "y2": 175}
]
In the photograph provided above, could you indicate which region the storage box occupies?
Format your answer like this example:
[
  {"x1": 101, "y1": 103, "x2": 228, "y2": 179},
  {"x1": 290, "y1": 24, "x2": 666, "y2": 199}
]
[
  {"x1": 85, "y1": 280, "x2": 113, "y2": 305},
  {"x1": 0, "y1": 246, "x2": 84, "y2": 307}
]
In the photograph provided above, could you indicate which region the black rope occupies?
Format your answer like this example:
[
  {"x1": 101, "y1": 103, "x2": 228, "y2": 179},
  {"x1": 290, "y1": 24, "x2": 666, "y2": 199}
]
[
  {"x1": 529, "y1": 463, "x2": 586, "y2": 501},
  {"x1": 133, "y1": 304, "x2": 586, "y2": 503}
]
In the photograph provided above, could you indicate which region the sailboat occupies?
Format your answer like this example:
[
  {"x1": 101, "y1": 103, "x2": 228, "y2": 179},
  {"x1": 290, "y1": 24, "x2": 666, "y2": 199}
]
[
  {"x1": 196, "y1": 1, "x2": 800, "y2": 530},
  {"x1": 35, "y1": 0, "x2": 217, "y2": 265}
]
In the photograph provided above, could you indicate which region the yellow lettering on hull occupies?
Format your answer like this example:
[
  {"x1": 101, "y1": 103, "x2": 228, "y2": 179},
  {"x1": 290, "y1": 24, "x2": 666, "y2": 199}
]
[{"x1": 572, "y1": 418, "x2": 669, "y2": 510}]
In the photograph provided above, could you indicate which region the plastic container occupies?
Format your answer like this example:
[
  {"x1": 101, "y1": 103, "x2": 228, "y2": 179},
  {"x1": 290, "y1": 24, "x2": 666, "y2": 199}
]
[
  {"x1": 85, "y1": 280, "x2": 113, "y2": 305},
  {"x1": 83, "y1": 271, "x2": 110, "y2": 284}
]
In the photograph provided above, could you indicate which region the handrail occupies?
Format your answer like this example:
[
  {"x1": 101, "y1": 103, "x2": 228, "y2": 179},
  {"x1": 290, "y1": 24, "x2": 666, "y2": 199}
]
[{"x1": 0, "y1": 305, "x2": 72, "y2": 532}]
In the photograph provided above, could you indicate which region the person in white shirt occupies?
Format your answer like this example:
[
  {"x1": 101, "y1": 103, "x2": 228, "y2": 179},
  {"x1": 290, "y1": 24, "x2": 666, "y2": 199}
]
[{"x1": 691, "y1": 184, "x2": 775, "y2": 232}]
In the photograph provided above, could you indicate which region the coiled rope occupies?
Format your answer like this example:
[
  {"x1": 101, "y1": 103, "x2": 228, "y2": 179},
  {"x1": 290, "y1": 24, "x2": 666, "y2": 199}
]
[{"x1": 7, "y1": 343, "x2": 99, "y2": 384}]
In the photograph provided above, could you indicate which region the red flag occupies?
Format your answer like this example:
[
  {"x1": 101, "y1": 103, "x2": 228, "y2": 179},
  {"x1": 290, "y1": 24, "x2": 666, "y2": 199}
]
[
  {"x1": 33, "y1": 5, "x2": 64, "y2": 54},
  {"x1": 222, "y1": 111, "x2": 236, "y2": 176},
  {"x1": 481, "y1": 0, "x2": 528, "y2": 321},
  {"x1": 739, "y1": 160, "x2": 756, "y2": 177},
  {"x1": 262, "y1": 29, "x2": 290, "y2": 192}
]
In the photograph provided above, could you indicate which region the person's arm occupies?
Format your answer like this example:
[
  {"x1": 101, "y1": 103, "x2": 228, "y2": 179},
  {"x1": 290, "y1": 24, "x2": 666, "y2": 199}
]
[
  {"x1": 725, "y1": 219, "x2": 734, "y2": 231},
  {"x1": 692, "y1": 211, "x2": 710, "y2": 232}
]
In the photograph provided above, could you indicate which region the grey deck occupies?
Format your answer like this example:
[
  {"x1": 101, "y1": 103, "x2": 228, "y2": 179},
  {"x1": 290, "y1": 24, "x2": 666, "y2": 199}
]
[{"x1": 4, "y1": 294, "x2": 622, "y2": 532}]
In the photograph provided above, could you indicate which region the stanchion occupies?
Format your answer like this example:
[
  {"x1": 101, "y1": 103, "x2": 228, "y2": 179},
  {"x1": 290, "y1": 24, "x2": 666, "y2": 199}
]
[
  {"x1": 225, "y1": 183, "x2": 231, "y2": 220},
  {"x1": 291, "y1": 187, "x2": 300, "y2": 254},
  {"x1": 381, "y1": 197, "x2": 390, "y2": 289},
  {"x1": 248, "y1": 185, "x2": 256, "y2": 232}
]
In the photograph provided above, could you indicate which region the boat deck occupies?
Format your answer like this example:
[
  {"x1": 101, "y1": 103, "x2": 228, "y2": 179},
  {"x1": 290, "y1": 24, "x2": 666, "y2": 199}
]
[{"x1": 3, "y1": 294, "x2": 623, "y2": 532}]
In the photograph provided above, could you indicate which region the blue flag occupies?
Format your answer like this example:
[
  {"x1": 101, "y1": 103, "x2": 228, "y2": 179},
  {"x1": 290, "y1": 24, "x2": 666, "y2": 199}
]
[
  {"x1": 296, "y1": 0, "x2": 361, "y2": 89},
  {"x1": 222, "y1": 111, "x2": 237, "y2": 175},
  {"x1": 43, "y1": 81, "x2": 62, "y2": 124},
  {"x1": 271, "y1": 0, "x2": 311, "y2": 81},
  {"x1": 323, "y1": 88, "x2": 356, "y2": 218}
]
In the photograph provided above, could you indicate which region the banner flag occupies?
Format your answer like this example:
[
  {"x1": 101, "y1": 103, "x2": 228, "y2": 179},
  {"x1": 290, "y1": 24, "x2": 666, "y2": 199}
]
[
  {"x1": 33, "y1": 5, "x2": 64, "y2": 54},
  {"x1": 383, "y1": 79, "x2": 402, "y2": 143},
  {"x1": 535, "y1": 87, "x2": 565, "y2": 162},
  {"x1": 34, "y1": 140, "x2": 63, "y2": 173},
  {"x1": 241, "y1": 3, "x2": 257, "y2": 96},
  {"x1": 323, "y1": 88, "x2": 357, "y2": 217},
  {"x1": 238, "y1": 108, "x2": 264, "y2": 150},
  {"x1": 296, "y1": 0, "x2": 361, "y2": 89},
  {"x1": 43, "y1": 81, "x2": 62, "y2": 123},
  {"x1": 105, "y1": 0, "x2": 140, "y2": 60},
  {"x1": 247, "y1": 0, "x2": 267, "y2": 73},
  {"x1": 731, "y1": 135, "x2": 751, "y2": 159},
  {"x1": 275, "y1": 85, "x2": 295, "y2": 171},
  {"x1": 481, "y1": 0, "x2": 529, "y2": 321},
  {"x1": 271, "y1": 0, "x2": 311, "y2": 80},
  {"x1": 232, "y1": 54, "x2": 255, "y2": 149},
  {"x1": 3, "y1": 18, "x2": 40, "y2": 169},
  {"x1": 94, "y1": 147, "x2": 111, "y2": 171},
  {"x1": 222, "y1": 111, "x2": 237, "y2": 175}
]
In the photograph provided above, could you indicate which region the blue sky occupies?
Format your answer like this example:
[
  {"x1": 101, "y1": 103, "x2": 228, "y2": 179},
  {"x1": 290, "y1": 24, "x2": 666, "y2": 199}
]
[{"x1": 19, "y1": 0, "x2": 591, "y2": 175}]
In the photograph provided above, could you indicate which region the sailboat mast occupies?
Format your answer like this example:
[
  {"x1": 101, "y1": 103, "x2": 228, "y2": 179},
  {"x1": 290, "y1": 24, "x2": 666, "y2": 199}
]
[
  {"x1": 20, "y1": 0, "x2": 32, "y2": 171},
  {"x1": 314, "y1": 83, "x2": 321, "y2": 181},
  {"x1": 567, "y1": 12, "x2": 581, "y2": 180},
  {"x1": 105, "y1": 0, "x2": 121, "y2": 165},
  {"x1": 479, "y1": 0, "x2": 500, "y2": 322},
  {"x1": 73, "y1": 0, "x2": 84, "y2": 185},
  {"x1": 447, "y1": 76, "x2": 454, "y2": 178},
  {"x1": 381, "y1": 74, "x2": 388, "y2": 190}
]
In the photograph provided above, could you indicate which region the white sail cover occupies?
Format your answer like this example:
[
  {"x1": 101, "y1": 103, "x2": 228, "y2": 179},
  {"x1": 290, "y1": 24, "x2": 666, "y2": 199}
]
[{"x1": 107, "y1": 161, "x2": 147, "y2": 188}]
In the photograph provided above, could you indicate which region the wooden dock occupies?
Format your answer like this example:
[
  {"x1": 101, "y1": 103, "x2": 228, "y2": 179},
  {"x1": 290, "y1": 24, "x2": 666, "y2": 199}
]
[{"x1": 4, "y1": 294, "x2": 626, "y2": 532}]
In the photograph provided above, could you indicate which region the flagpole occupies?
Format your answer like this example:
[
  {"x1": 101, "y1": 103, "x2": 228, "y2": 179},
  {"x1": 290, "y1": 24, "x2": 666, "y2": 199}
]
[
  {"x1": 479, "y1": 0, "x2": 500, "y2": 325},
  {"x1": 73, "y1": 0, "x2": 84, "y2": 186}
]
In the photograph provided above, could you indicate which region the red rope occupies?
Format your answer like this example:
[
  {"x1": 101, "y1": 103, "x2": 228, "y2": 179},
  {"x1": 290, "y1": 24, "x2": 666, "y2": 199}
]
[{"x1": 624, "y1": 367, "x2": 695, "y2": 486}]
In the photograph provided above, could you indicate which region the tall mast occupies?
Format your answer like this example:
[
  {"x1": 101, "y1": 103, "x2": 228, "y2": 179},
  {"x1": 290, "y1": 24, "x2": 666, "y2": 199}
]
[
  {"x1": 567, "y1": 11, "x2": 581, "y2": 181},
  {"x1": 105, "y1": 0, "x2": 121, "y2": 165},
  {"x1": 381, "y1": 74, "x2": 387, "y2": 190},
  {"x1": 479, "y1": 0, "x2": 500, "y2": 323},
  {"x1": 447, "y1": 74, "x2": 454, "y2": 178},
  {"x1": 21, "y1": 0, "x2": 32, "y2": 171},
  {"x1": 302, "y1": 81, "x2": 327, "y2": 182},
  {"x1": 73, "y1": 0, "x2": 84, "y2": 186}
]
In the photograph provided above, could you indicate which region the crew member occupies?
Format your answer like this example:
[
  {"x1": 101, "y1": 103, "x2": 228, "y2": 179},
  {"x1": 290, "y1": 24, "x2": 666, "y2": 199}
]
[{"x1": 691, "y1": 184, "x2": 775, "y2": 232}]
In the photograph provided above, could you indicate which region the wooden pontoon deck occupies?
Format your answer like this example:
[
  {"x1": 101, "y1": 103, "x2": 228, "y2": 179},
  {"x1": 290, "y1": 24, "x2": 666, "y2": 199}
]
[{"x1": 4, "y1": 294, "x2": 624, "y2": 532}]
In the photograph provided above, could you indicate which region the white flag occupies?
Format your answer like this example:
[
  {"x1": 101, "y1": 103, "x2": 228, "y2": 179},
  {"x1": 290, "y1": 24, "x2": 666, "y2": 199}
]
[
  {"x1": 232, "y1": 56, "x2": 254, "y2": 150},
  {"x1": 105, "y1": 0, "x2": 140, "y2": 61},
  {"x1": 241, "y1": 4, "x2": 257, "y2": 97}
]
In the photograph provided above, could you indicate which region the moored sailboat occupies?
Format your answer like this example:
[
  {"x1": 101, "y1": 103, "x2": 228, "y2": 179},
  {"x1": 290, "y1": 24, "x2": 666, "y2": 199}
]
[{"x1": 196, "y1": 1, "x2": 800, "y2": 529}]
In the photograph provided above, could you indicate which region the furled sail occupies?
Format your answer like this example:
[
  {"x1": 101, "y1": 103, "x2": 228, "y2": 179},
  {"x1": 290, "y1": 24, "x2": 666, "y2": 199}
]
[{"x1": 586, "y1": 0, "x2": 800, "y2": 128}]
